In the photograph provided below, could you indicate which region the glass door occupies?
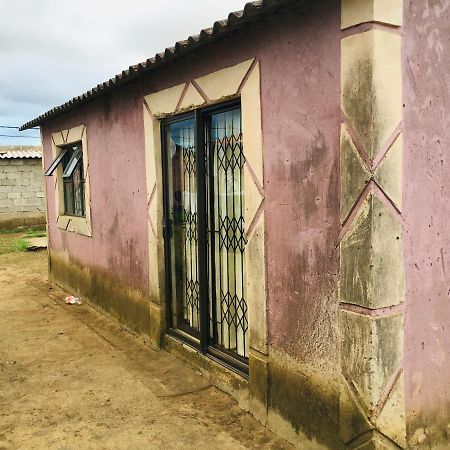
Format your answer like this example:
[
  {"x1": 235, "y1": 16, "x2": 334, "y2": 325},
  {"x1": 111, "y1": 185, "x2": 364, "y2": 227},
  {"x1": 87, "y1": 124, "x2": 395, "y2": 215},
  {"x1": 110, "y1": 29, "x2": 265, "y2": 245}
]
[
  {"x1": 163, "y1": 102, "x2": 248, "y2": 372},
  {"x1": 163, "y1": 116, "x2": 200, "y2": 336}
]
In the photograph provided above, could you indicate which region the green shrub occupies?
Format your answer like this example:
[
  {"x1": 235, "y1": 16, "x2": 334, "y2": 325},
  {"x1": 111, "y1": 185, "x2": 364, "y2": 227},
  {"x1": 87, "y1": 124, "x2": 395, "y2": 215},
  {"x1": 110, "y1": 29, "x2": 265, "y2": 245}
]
[{"x1": 14, "y1": 239, "x2": 29, "y2": 252}]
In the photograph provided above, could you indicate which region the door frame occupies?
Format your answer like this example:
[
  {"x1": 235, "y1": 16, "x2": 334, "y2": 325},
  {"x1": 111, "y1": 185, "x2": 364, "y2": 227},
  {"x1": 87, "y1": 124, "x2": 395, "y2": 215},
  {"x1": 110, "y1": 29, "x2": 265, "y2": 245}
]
[
  {"x1": 161, "y1": 99, "x2": 249, "y2": 375},
  {"x1": 143, "y1": 62, "x2": 268, "y2": 410}
]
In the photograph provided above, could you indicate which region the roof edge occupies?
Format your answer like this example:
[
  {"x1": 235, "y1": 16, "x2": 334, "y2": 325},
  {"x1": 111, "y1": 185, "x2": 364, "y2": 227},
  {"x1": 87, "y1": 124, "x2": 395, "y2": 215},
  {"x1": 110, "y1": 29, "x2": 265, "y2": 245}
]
[{"x1": 20, "y1": 0, "x2": 300, "y2": 131}]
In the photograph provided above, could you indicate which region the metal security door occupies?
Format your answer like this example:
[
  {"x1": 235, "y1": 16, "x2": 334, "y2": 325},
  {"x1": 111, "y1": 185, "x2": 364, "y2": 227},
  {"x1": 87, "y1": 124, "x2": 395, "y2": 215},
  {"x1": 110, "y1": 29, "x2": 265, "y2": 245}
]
[
  {"x1": 163, "y1": 101, "x2": 248, "y2": 372},
  {"x1": 206, "y1": 106, "x2": 248, "y2": 364}
]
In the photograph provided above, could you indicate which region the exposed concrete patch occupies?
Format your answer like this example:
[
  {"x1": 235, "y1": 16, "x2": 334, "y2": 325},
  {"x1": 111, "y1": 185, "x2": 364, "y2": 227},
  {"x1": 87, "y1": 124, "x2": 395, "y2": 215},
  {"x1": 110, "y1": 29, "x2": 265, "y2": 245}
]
[{"x1": 24, "y1": 236, "x2": 47, "y2": 251}]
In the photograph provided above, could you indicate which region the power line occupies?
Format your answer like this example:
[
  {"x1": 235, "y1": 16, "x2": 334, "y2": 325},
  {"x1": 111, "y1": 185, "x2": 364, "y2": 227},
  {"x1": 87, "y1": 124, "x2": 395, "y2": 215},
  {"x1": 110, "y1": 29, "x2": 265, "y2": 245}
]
[
  {"x1": 0, "y1": 125, "x2": 40, "y2": 130},
  {"x1": 0, "y1": 134, "x2": 40, "y2": 139}
]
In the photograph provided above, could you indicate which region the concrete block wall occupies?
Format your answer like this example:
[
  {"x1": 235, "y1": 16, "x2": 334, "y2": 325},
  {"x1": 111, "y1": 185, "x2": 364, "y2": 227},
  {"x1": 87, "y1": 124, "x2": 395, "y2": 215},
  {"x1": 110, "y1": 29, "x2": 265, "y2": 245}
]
[{"x1": 0, "y1": 158, "x2": 45, "y2": 227}]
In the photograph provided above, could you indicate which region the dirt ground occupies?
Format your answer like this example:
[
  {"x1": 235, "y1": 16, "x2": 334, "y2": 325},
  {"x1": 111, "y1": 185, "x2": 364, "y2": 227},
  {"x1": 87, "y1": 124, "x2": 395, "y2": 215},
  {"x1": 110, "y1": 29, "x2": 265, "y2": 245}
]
[{"x1": 0, "y1": 247, "x2": 293, "y2": 450}]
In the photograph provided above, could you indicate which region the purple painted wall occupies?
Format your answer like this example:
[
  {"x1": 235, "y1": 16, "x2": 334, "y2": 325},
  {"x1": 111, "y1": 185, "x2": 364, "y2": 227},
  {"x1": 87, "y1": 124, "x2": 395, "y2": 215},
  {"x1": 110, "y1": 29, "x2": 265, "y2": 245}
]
[
  {"x1": 42, "y1": 0, "x2": 341, "y2": 367},
  {"x1": 43, "y1": 83, "x2": 149, "y2": 294},
  {"x1": 403, "y1": 0, "x2": 450, "y2": 442},
  {"x1": 41, "y1": 12, "x2": 341, "y2": 442},
  {"x1": 262, "y1": 2, "x2": 340, "y2": 369},
  {"x1": 40, "y1": 1, "x2": 343, "y2": 443}
]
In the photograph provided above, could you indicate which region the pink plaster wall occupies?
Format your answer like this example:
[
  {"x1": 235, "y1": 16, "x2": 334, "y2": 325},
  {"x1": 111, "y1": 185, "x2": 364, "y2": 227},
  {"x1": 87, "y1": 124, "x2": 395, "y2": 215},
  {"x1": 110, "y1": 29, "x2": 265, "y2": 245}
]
[
  {"x1": 42, "y1": 83, "x2": 149, "y2": 293},
  {"x1": 403, "y1": 0, "x2": 450, "y2": 439},
  {"x1": 261, "y1": 1, "x2": 341, "y2": 371},
  {"x1": 42, "y1": 0, "x2": 341, "y2": 369}
]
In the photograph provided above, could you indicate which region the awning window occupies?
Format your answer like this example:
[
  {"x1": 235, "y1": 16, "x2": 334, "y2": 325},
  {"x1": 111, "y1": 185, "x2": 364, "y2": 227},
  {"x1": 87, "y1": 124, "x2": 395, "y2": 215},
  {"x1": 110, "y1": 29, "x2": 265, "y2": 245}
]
[
  {"x1": 62, "y1": 146, "x2": 83, "y2": 178},
  {"x1": 44, "y1": 148, "x2": 70, "y2": 176}
]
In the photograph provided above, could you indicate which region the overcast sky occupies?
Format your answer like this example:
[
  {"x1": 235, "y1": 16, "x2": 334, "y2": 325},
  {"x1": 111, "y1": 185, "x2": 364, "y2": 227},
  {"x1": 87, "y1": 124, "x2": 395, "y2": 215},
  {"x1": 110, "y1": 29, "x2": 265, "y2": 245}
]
[{"x1": 0, "y1": 0, "x2": 247, "y2": 146}]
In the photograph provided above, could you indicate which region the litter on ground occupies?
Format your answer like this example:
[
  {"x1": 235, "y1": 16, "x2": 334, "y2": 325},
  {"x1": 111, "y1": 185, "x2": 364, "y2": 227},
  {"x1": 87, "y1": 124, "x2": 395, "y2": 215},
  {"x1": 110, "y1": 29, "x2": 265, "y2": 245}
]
[{"x1": 65, "y1": 296, "x2": 82, "y2": 305}]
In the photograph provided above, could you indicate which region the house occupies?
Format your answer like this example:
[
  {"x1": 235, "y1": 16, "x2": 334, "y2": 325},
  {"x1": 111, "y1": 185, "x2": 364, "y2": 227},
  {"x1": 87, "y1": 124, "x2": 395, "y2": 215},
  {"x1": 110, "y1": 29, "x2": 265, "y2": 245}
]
[
  {"x1": 0, "y1": 146, "x2": 45, "y2": 229},
  {"x1": 20, "y1": 0, "x2": 450, "y2": 448}
]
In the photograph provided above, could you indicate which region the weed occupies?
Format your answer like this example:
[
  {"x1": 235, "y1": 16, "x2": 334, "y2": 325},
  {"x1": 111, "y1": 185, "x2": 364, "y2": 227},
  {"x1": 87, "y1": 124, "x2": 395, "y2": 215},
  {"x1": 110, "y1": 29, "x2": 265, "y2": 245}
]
[
  {"x1": 0, "y1": 225, "x2": 46, "y2": 235},
  {"x1": 0, "y1": 226, "x2": 46, "y2": 255},
  {"x1": 0, "y1": 226, "x2": 26, "y2": 235},
  {"x1": 25, "y1": 229, "x2": 46, "y2": 238},
  {"x1": 14, "y1": 239, "x2": 29, "y2": 252}
]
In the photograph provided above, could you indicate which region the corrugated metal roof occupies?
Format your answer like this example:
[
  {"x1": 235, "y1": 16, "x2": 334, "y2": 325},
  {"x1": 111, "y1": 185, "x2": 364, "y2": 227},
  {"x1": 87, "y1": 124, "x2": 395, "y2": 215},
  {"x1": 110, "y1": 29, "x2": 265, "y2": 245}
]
[
  {"x1": 20, "y1": 0, "x2": 302, "y2": 131},
  {"x1": 0, "y1": 150, "x2": 42, "y2": 159}
]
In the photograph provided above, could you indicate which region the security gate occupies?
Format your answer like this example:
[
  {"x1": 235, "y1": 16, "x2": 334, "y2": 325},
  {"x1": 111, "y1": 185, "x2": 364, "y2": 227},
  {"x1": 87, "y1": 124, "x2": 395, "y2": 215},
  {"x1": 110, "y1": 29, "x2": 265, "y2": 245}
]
[{"x1": 162, "y1": 101, "x2": 248, "y2": 372}]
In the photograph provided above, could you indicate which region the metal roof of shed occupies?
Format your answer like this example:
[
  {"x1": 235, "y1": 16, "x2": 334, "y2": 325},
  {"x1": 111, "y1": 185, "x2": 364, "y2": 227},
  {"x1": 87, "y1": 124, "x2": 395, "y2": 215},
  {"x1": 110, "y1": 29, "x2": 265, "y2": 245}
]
[
  {"x1": 20, "y1": 0, "x2": 301, "y2": 131},
  {"x1": 0, "y1": 149, "x2": 42, "y2": 159}
]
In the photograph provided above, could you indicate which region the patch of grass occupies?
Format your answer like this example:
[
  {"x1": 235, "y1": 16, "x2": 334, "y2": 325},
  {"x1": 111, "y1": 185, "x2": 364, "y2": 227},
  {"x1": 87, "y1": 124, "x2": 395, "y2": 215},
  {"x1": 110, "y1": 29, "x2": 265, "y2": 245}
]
[
  {"x1": 14, "y1": 239, "x2": 29, "y2": 252},
  {"x1": 0, "y1": 225, "x2": 46, "y2": 235},
  {"x1": 25, "y1": 229, "x2": 47, "y2": 238},
  {"x1": 0, "y1": 226, "x2": 46, "y2": 255},
  {"x1": 0, "y1": 226, "x2": 26, "y2": 235},
  {"x1": 29, "y1": 225, "x2": 46, "y2": 232},
  {"x1": 0, "y1": 233, "x2": 19, "y2": 255}
]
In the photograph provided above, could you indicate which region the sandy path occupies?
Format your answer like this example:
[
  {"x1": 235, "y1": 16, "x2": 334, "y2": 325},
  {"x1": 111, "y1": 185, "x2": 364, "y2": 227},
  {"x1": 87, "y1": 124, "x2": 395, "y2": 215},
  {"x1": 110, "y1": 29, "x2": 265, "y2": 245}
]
[{"x1": 0, "y1": 251, "x2": 291, "y2": 450}]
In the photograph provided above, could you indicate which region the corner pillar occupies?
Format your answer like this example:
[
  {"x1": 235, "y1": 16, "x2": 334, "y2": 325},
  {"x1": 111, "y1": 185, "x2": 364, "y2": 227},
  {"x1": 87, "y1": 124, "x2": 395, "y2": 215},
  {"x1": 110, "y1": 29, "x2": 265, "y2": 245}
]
[{"x1": 339, "y1": 1, "x2": 406, "y2": 448}]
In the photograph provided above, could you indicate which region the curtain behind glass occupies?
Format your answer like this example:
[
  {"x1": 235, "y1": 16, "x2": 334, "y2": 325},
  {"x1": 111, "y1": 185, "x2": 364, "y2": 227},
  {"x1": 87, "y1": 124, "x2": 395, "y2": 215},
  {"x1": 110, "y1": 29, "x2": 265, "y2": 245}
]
[{"x1": 209, "y1": 108, "x2": 248, "y2": 358}]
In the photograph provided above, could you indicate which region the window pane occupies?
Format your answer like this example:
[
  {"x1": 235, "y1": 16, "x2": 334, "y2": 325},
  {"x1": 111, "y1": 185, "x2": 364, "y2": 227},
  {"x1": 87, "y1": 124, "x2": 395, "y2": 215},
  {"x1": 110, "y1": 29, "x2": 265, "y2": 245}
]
[
  {"x1": 165, "y1": 118, "x2": 199, "y2": 333},
  {"x1": 44, "y1": 148, "x2": 69, "y2": 176},
  {"x1": 209, "y1": 107, "x2": 247, "y2": 358},
  {"x1": 64, "y1": 180, "x2": 75, "y2": 215},
  {"x1": 73, "y1": 160, "x2": 85, "y2": 217},
  {"x1": 61, "y1": 144, "x2": 85, "y2": 217},
  {"x1": 63, "y1": 146, "x2": 83, "y2": 178}
]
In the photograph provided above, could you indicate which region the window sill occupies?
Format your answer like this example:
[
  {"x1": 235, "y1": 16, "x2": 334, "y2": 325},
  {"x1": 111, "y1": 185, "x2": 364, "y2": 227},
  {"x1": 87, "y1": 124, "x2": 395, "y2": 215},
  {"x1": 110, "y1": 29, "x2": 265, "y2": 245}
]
[{"x1": 57, "y1": 215, "x2": 92, "y2": 237}]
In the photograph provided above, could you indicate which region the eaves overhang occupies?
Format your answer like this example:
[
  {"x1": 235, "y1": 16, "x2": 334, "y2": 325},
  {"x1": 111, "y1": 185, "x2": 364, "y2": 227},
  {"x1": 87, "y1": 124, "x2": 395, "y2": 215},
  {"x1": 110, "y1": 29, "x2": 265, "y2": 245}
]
[{"x1": 20, "y1": 0, "x2": 306, "y2": 130}]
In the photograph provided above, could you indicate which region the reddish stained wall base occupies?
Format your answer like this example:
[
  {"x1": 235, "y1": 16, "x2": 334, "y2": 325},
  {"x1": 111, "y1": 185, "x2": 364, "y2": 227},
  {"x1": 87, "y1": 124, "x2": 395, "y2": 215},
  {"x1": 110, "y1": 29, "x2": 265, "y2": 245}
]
[{"x1": 403, "y1": 1, "x2": 450, "y2": 447}]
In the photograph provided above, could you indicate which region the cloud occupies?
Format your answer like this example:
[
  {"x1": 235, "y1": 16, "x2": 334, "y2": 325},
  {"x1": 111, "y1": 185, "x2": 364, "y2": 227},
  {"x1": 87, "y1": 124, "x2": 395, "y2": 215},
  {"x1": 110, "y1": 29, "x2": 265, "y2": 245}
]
[{"x1": 0, "y1": 0, "x2": 247, "y2": 145}]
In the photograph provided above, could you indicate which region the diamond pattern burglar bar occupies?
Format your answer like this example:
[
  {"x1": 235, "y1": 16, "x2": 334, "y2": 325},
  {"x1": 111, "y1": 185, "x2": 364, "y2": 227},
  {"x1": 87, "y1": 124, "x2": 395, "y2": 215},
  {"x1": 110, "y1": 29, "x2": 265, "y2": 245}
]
[
  {"x1": 163, "y1": 102, "x2": 248, "y2": 369},
  {"x1": 209, "y1": 107, "x2": 248, "y2": 359}
]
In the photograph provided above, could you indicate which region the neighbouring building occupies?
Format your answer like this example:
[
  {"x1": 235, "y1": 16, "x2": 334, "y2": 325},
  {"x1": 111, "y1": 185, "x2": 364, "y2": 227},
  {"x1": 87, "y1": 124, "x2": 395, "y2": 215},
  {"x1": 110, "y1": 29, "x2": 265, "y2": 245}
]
[
  {"x1": 0, "y1": 146, "x2": 45, "y2": 229},
  {"x1": 20, "y1": 1, "x2": 450, "y2": 448}
]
